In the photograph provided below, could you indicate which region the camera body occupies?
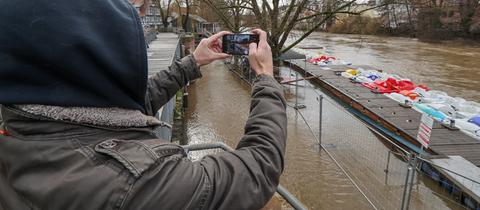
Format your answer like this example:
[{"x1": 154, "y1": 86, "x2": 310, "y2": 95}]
[{"x1": 222, "y1": 34, "x2": 260, "y2": 55}]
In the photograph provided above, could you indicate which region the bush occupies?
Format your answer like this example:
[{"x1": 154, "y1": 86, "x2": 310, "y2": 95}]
[
  {"x1": 329, "y1": 16, "x2": 386, "y2": 35},
  {"x1": 416, "y1": 8, "x2": 455, "y2": 41}
]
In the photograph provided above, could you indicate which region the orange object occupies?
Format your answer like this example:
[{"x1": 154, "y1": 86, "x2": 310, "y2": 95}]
[
  {"x1": 0, "y1": 130, "x2": 10, "y2": 136},
  {"x1": 399, "y1": 90, "x2": 419, "y2": 100}
]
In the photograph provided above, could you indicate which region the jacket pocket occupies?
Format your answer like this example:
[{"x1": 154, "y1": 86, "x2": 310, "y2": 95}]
[{"x1": 95, "y1": 139, "x2": 185, "y2": 178}]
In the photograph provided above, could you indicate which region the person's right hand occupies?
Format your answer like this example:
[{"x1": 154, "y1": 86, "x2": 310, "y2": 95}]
[{"x1": 249, "y1": 29, "x2": 273, "y2": 77}]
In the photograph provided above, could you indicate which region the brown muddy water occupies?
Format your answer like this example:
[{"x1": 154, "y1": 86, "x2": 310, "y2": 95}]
[
  {"x1": 174, "y1": 57, "x2": 470, "y2": 209},
  {"x1": 294, "y1": 32, "x2": 480, "y2": 102}
]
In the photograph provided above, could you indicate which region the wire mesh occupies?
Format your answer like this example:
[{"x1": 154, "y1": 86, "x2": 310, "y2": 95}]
[
  {"x1": 408, "y1": 157, "x2": 480, "y2": 210},
  {"x1": 220, "y1": 59, "x2": 480, "y2": 209},
  {"x1": 317, "y1": 94, "x2": 409, "y2": 209},
  {"x1": 225, "y1": 56, "x2": 256, "y2": 85},
  {"x1": 281, "y1": 65, "x2": 478, "y2": 210}
]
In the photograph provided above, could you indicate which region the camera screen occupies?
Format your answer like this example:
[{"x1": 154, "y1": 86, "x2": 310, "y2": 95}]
[{"x1": 223, "y1": 34, "x2": 259, "y2": 55}]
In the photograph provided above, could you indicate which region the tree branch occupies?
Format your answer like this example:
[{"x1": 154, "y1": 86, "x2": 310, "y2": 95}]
[
  {"x1": 201, "y1": 0, "x2": 236, "y2": 31},
  {"x1": 219, "y1": 5, "x2": 253, "y2": 10},
  {"x1": 281, "y1": 0, "x2": 356, "y2": 54},
  {"x1": 277, "y1": 0, "x2": 310, "y2": 52},
  {"x1": 296, "y1": 11, "x2": 360, "y2": 22}
]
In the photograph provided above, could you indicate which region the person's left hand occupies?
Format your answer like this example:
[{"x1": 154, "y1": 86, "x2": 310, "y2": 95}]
[{"x1": 193, "y1": 31, "x2": 232, "y2": 67}]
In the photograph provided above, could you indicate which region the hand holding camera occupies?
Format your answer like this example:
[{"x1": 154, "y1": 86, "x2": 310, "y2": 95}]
[
  {"x1": 247, "y1": 29, "x2": 274, "y2": 77},
  {"x1": 221, "y1": 29, "x2": 273, "y2": 77},
  {"x1": 193, "y1": 31, "x2": 232, "y2": 67},
  {"x1": 193, "y1": 29, "x2": 273, "y2": 77}
]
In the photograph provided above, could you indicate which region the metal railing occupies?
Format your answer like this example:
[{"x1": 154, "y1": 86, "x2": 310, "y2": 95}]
[
  {"x1": 182, "y1": 142, "x2": 308, "y2": 210},
  {"x1": 225, "y1": 56, "x2": 257, "y2": 85},
  {"x1": 145, "y1": 31, "x2": 157, "y2": 45}
]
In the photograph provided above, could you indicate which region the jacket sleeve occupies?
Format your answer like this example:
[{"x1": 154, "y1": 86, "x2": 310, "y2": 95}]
[
  {"x1": 144, "y1": 55, "x2": 202, "y2": 116},
  {"x1": 199, "y1": 74, "x2": 288, "y2": 209},
  {"x1": 123, "y1": 74, "x2": 287, "y2": 210}
]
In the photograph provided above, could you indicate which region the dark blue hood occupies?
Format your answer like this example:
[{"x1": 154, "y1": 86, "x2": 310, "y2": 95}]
[{"x1": 0, "y1": 0, "x2": 148, "y2": 112}]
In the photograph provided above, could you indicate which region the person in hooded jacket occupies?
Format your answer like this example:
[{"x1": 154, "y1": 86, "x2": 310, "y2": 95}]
[{"x1": 0, "y1": 0, "x2": 287, "y2": 210}]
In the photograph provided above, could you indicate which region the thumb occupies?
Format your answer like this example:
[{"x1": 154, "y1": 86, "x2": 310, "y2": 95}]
[
  {"x1": 213, "y1": 53, "x2": 231, "y2": 60},
  {"x1": 248, "y1": 43, "x2": 259, "y2": 70},
  {"x1": 249, "y1": 42, "x2": 258, "y2": 56}
]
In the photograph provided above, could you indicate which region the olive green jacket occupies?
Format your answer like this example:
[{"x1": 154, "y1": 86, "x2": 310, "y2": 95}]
[{"x1": 0, "y1": 56, "x2": 287, "y2": 210}]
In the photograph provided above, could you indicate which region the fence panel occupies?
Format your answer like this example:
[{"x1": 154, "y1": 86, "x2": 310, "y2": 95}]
[
  {"x1": 281, "y1": 65, "x2": 474, "y2": 210},
  {"x1": 222, "y1": 58, "x2": 477, "y2": 210}
]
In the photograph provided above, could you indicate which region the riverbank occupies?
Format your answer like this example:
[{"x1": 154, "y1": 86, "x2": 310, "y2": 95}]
[
  {"x1": 327, "y1": 31, "x2": 480, "y2": 45},
  {"x1": 326, "y1": 14, "x2": 480, "y2": 42}
]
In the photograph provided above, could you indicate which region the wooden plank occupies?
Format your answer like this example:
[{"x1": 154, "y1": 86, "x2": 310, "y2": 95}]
[
  {"x1": 351, "y1": 92, "x2": 390, "y2": 100},
  {"x1": 381, "y1": 115, "x2": 444, "y2": 130},
  {"x1": 147, "y1": 33, "x2": 178, "y2": 77},
  {"x1": 307, "y1": 71, "x2": 339, "y2": 79},
  {"x1": 323, "y1": 78, "x2": 362, "y2": 88},
  {"x1": 371, "y1": 106, "x2": 420, "y2": 118},
  {"x1": 357, "y1": 98, "x2": 404, "y2": 108},
  {"x1": 405, "y1": 128, "x2": 479, "y2": 146},
  {"x1": 341, "y1": 87, "x2": 376, "y2": 94}
]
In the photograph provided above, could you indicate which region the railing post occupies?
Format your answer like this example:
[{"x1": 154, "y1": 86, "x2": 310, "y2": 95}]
[
  {"x1": 249, "y1": 66, "x2": 252, "y2": 84},
  {"x1": 318, "y1": 95, "x2": 323, "y2": 147},
  {"x1": 183, "y1": 84, "x2": 189, "y2": 110},
  {"x1": 384, "y1": 151, "x2": 392, "y2": 184},
  {"x1": 401, "y1": 154, "x2": 416, "y2": 210},
  {"x1": 295, "y1": 72, "x2": 299, "y2": 109}
]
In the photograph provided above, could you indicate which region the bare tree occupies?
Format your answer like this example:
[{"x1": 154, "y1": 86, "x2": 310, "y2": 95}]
[
  {"x1": 201, "y1": 0, "x2": 252, "y2": 32},
  {"x1": 173, "y1": 0, "x2": 192, "y2": 31},
  {"x1": 153, "y1": 0, "x2": 173, "y2": 30},
  {"x1": 183, "y1": 0, "x2": 190, "y2": 31}
]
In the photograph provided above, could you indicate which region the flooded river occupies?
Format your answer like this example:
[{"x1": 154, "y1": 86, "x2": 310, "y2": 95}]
[
  {"x1": 296, "y1": 32, "x2": 480, "y2": 102},
  {"x1": 176, "y1": 34, "x2": 479, "y2": 209}
]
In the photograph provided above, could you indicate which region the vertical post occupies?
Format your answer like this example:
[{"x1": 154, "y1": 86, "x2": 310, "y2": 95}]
[
  {"x1": 385, "y1": 151, "x2": 392, "y2": 173},
  {"x1": 183, "y1": 83, "x2": 189, "y2": 110},
  {"x1": 295, "y1": 72, "x2": 299, "y2": 109},
  {"x1": 248, "y1": 66, "x2": 252, "y2": 85},
  {"x1": 318, "y1": 95, "x2": 323, "y2": 147},
  {"x1": 401, "y1": 154, "x2": 416, "y2": 210},
  {"x1": 384, "y1": 151, "x2": 392, "y2": 185}
]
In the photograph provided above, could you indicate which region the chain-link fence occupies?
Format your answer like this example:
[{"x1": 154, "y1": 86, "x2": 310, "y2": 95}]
[
  {"x1": 218, "y1": 57, "x2": 480, "y2": 209},
  {"x1": 224, "y1": 56, "x2": 257, "y2": 85},
  {"x1": 283, "y1": 65, "x2": 480, "y2": 210}
]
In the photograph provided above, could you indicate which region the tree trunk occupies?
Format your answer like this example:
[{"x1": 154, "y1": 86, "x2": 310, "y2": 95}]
[{"x1": 183, "y1": 0, "x2": 190, "y2": 31}]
